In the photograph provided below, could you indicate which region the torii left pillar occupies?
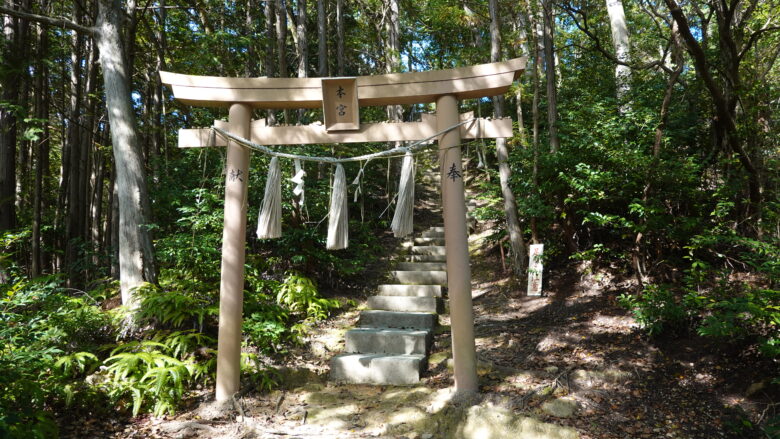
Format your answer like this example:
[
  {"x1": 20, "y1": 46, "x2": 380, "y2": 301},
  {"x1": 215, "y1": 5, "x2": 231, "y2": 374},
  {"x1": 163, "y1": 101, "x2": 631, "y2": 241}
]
[{"x1": 216, "y1": 103, "x2": 251, "y2": 401}]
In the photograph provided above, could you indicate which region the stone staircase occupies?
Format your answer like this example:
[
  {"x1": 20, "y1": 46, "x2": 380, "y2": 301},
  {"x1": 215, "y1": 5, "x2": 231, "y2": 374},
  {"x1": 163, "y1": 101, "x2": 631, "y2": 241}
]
[{"x1": 330, "y1": 226, "x2": 447, "y2": 385}]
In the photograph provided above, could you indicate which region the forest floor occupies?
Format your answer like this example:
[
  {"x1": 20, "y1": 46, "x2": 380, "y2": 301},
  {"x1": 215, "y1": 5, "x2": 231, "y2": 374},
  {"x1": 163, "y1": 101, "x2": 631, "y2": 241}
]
[{"x1": 61, "y1": 196, "x2": 778, "y2": 439}]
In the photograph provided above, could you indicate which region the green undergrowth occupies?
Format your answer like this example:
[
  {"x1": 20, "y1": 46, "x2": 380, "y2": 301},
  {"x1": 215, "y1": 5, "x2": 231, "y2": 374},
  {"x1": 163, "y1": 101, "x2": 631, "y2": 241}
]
[
  {"x1": 1, "y1": 217, "x2": 368, "y2": 437},
  {"x1": 618, "y1": 227, "x2": 780, "y2": 359}
]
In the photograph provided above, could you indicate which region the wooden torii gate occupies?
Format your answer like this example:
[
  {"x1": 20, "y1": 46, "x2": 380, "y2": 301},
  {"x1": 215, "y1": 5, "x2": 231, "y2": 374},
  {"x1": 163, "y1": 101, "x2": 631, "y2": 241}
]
[{"x1": 160, "y1": 57, "x2": 526, "y2": 400}]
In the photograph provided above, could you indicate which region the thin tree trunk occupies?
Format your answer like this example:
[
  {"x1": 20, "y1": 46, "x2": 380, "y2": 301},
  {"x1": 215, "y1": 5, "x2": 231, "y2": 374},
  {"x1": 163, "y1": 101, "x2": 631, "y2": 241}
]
[
  {"x1": 606, "y1": 0, "x2": 631, "y2": 112},
  {"x1": 15, "y1": 0, "x2": 31, "y2": 219},
  {"x1": 336, "y1": 0, "x2": 344, "y2": 75},
  {"x1": 317, "y1": 0, "x2": 327, "y2": 77},
  {"x1": 32, "y1": 5, "x2": 50, "y2": 275},
  {"x1": 489, "y1": 0, "x2": 527, "y2": 279},
  {"x1": 385, "y1": 0, "x2": 402, "y2": 122},
  {"x1": 64, "y1": 0, "x2": 84, "y2": 281},
  {"x1": 634, "y1": 21, "x2": 684, "y2": 283},
  {"x1": 276, "y1": 0, "x2": 289, "y2": 124},
  {"x1": 246, "y1": 0, "x2": 260, "y2": 77},
  {"x1": 96, "y1": 0, "x2": 158, "y2": 308},
  {"x1": 528, "y1": 0, "x2": 543, "y2": 243},
  {"x1": 296, "y1": 0, "x2": 308, "y2": 124},
  {"x1": 542, "y1": 0, "x2": 560, "y2": 153},
  {"x1": 0, "y1": 0, "x2": 21, "y2": 231},
  {"x1": 265, "y1": 0, "x2": 277, "y2": 125}
]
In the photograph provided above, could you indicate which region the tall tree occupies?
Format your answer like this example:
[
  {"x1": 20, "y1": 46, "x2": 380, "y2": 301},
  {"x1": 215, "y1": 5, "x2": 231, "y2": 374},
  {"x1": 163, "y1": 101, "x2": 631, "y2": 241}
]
[
  {"x1": 31, "y1": 4, "x2": 50, "y2": 276},
  {"x1": 317, "y1": 0, "x2": 328, "y2": 77},
  {"x1": 542, "y1": 0, "x2": 560, "y2": 153},
  {"x1": 276, "y1": 0, "x2": 289, "y2": 123},
  {"x1": 336, "y1": 0, "x2": 345, "y2": 75},
  {"x1": 662, "y1": 0, "x2": 775, "y2": 226},
  {"x1": 0, "y1": 0, "x2": 24, "y2": 231},
  {"x1": 606, "y1": 0, "x2": 631, "y2": 111},
  {"x1": 0, "y1": 0, "x2": 158, "y2": 307},
  {"x1": 488, "y1": 0, "x2": 527, "y2": 279}
]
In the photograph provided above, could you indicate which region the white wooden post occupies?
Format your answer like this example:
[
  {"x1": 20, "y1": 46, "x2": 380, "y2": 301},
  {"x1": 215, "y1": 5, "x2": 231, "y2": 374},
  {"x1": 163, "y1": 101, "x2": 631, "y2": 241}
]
[
  {"x1": 527, "y1": 243, "x2": 544, "y2": 296},
  {"x1": 215, "y1": 103, "x2": 251, "y2": 401},
  {"x1": 437, "y1": 94, "x2": 478, "y2": 394}
]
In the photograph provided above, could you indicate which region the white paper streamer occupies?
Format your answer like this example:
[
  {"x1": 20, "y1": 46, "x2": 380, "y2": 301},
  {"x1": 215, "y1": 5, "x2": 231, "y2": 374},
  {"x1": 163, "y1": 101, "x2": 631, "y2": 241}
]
[
  {"x1": 256, "y1": 157, "x2": 282, "y2": 239},
  {"x1": 391, "y1": 152, "x2": 415, "y2": 237},
  {"x1": 326, "y1": 164, "x2": 349, "y2": 250}
]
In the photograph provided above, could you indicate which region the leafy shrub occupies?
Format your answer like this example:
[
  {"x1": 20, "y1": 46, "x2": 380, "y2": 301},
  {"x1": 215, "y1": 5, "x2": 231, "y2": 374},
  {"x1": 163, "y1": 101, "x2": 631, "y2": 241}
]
[
  {"x1": 619, "y1": 284, "x2": 692, "y2": 335},
  {"x1": 697, "y1": 287, "x2": 779, "y2": 357},
  {"x1": 0, "y1": 275, "x2": 112, "y2": 438}
]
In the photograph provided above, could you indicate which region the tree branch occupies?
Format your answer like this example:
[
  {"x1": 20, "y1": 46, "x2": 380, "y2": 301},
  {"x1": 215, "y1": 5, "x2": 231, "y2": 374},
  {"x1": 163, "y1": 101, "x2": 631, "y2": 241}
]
[
  {"x1": 559, "y1": 3, "x2": 671, "y2": 72},
  {"x1": 738, "y1": 24, "x2": 780, "y2": 62},
  {"x1": 0, "y1": 4, "x2": 95, "y2": 34}
]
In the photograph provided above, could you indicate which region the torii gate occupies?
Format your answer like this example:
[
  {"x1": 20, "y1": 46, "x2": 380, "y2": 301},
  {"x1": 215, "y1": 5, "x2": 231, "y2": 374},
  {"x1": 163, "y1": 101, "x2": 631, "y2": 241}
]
[{"x1": 160, "y1": 57, "x2": 526, "y2": 400}]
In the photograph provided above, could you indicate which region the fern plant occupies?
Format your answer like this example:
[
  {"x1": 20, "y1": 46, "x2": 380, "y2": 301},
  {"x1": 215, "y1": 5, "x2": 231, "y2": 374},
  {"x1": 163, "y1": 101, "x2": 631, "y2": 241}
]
[
  {"x1": 276, "y1": 273, "x2": 340, "y2": 321},
  {"x1": 135, "y1": 284, "x2": 218, "y2": 330},
  {"x1": 54, "y1": 352, "x2": 99, "y2": 378},
  {"x1": 99, "y1": 330, "x2": 216, "y2": 417}
]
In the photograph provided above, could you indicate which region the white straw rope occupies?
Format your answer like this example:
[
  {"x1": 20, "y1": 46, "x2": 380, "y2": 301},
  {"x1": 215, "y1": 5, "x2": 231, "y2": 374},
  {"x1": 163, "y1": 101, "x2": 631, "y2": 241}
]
[{"x1": 211, "y1": 118, "x2": 476, "y2": 163}]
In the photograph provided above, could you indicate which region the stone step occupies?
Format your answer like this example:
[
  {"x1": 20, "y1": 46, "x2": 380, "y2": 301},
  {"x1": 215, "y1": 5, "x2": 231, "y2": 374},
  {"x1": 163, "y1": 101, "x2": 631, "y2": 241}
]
[
  {"x1": 411, "y1": 246, "x2": 446, "y2": 256},
  {"x1": 358, "y1": 310, "x2": 437, "y2": 330},
  {"x1": 428, "y1": 226, "x2": 445, "y2": 233},
  {"x1": 395, "y1": 262, "x2": 447, "y2": 271},
  {"x1": 405, "y1": 254, "x2": 447, "y2": 262},
  {"x1": 368, "y1": 296, "x2": 443, "y2": 313},
  {"x1": 345, "y1": 328, "x2": 432, "y2": 355},
  {"x1": 414, "y1": 237, "x2": 445, "y2": 246},
  {"x1": 330, "y1": 353, "x2": 426, "y2": 385},
  {"x1": 389, "y1": 270, "x2": 447, "y2": 285},
  {"x1": 377, "y1": 284, "x2": 442, "y2": 297},
  {"x1": 421, "y1": 230, "x2": 445, "y2": 238}
]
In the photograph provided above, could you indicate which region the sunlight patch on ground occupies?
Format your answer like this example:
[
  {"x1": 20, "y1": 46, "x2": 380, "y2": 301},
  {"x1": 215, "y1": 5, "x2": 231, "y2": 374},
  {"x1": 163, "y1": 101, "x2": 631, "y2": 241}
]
[{"x1": 586, "y1": 313, "x2": 637, "y2": 334}]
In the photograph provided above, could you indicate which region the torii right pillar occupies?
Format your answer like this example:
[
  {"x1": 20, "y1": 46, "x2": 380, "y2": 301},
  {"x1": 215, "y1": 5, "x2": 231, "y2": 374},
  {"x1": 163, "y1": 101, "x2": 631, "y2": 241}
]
[{"x1": 436, "y1": 94, "x2": 478, "y2": 394}]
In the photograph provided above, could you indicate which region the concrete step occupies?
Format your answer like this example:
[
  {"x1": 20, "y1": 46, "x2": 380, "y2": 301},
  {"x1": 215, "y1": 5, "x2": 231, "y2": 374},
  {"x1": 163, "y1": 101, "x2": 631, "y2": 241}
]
[
  {"x1": 330, "y1": 353, "x2": 426, "y2": 385},
  {"x1": 377, "y1": 284, "x2": 442, "y2": 297},
  {"x1": 421, "y1": 230, "x2": 445, "y2": 238},
  {"x1": 389, "y1": 270, "x2": 447, "y2": 285},
  {"x1": 358, "y1": 310, "x2": 437, "y2": 330},
  {"x1": 395, "y1": 262, "x2": 447, "y2": 271},
  {"x1": 428, "y1": 226, "x2": 444, "y2": 233},
  {"x1": 345, "y1": 328, "x2": 432, "y2": 355},
  {"x1": 368, "y1": 296, "x2": 443, "y2": 313},
  {"x1": 414, "y1": 237, "x2": 445, "y2": 246},
  {"x1": 405, "y1": 254, "x2": 447, "y2": 262},
  {"x1": 411, "y1": 246, "x2": 446, "y2": 256}
]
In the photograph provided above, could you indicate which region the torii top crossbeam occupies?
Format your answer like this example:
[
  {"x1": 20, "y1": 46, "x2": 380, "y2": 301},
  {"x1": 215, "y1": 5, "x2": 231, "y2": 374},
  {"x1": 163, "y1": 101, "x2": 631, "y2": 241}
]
[
  {"x1": 160, "y1": 58, "x2": 525, "y2": 109},
  {"x1": 160, "y1": 57, "x2": 526, "y2": 402}
]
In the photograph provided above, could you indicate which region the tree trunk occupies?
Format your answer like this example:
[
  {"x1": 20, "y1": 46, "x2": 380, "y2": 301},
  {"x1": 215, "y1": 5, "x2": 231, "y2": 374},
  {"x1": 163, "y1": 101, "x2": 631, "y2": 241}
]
[
  {"x1": 265, "y1": 0, "x2": 277, "y2": 125},
  {"x1": 296, "y1": 0, "x2": 308, "y2": 125},
  {"x1": 606, "y1": 0, "x2": 631, "y2": 112},
  {"x1": 336, "y1": 0, "x2": 344, "y2": 75},
  {"x1": 32, "y1": 5, "x2": 50, "y2": 276},
  {"x1": 96, "y1": 0, "x2": 158, "y2": 308},
  {"x1": 317, "y1": 0, "x2": 327, "y2": 77},
  {"x1": 542, "y1": 0, "x2": 560, "y2": 153},
  {"x1": 528, "y1": 0, "x2": 543, "y2": 243},
  {"x1": 489, "y1": 0, "x2": 527, "y2": 280},
  {"x1": 0, "y1": 0, "x2": 21, "y2": 231},
  {"x1": 385, "y1": 0, "x2": 402, "y2": 122},
  {"x1": 245, "y1": 0, "x2": 260, "y2": 77},
  {"x1": 276, "y1": 0, "x2": 289, "y2": 124},
  {"x1": 663, "y1": 0, "x2": 761, "y2": 224}
]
